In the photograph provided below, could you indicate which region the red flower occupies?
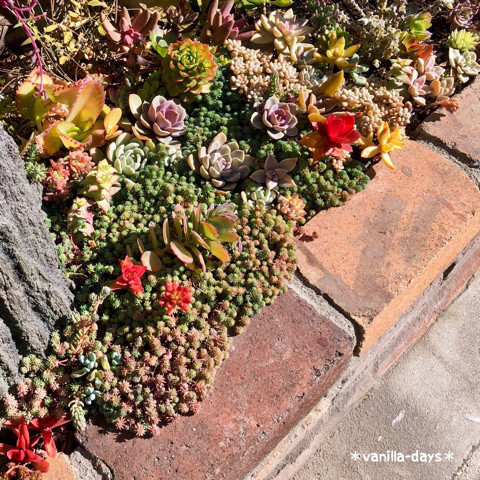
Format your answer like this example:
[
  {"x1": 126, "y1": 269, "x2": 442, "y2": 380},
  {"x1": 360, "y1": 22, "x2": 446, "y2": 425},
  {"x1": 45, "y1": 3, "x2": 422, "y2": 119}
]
[
  {"x1": 110, "y1": 256, "x2": 147, "y2": 295},
  {"x1": 28, "y1": 416, "x2": 70, "y2": 458},
  {"x1": 0, "y1": 421, "x2": 49, "y2": 473},
  {"x1": 312, "y1": 113, "x2": 361, "y2": 156},
  {"x1": 158, "y1": 281, "x2": 192, "y2": 315}
]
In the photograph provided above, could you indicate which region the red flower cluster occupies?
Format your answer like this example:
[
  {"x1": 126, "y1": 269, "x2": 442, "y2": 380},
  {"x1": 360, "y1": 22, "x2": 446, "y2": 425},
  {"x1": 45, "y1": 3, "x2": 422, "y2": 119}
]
[
  {"x1": 0, "y1": 416, "x2": 69, "y2": 473},
  {"x1": 110, "y1": 256, "x2": 147, "y2": 295},
  {"x1": 313, "y1": 113, "x2": 361, "y2": 157},
  {"x1": 158, "y1": 281, "x2": 192, "y2": 315}
]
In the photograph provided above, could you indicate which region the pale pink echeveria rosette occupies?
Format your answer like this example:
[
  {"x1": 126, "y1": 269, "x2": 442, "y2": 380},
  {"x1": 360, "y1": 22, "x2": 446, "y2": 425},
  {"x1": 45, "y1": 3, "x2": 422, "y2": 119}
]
[{"x1": 251, "y1": 96, "x2": 299, "y2": 140}]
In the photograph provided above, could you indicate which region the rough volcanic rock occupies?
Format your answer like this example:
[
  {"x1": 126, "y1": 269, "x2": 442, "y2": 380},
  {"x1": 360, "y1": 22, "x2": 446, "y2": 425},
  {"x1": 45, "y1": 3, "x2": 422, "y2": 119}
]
[{"x1": 0, "y1": 126, "x2": 73, "y2": 395}]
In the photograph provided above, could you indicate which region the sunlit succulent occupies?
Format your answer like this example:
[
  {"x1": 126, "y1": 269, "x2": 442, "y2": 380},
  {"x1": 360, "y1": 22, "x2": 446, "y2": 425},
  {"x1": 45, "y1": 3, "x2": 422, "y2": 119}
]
[
  {"x1": 101, "y1": 7, "x2": 159, "y2": 67},
  {"x1": 200, "y1": 0, "x2": 254, "y2": 45},
  {"x1": 449, "y1": 48, "x2": 480, "y2": 83},
  {"x1": 277, "y1": 193, "x2": 306, "y2": 223},
  {"x1": 67, "y1": 197, "x2": 94, "y2": 238},
  {"x1": 241, "y1": 187, "x2": 277, "y2": 207},
  {"x1": 251, "y1": 8, "x2": 313, "y2": 62},
  {"x1": 106, "y1": 132, "x2": 156, "y2": 176},
  {"x1": 251, "y1": 96, "x2": 298, "y2": 139},
  {"x1": 314, "y1": 31, "x2": 360, "y2": 71},
  {"x1": 128, "y1": 94, "x2": 186, "y2": 145},
  {"x1": 250, "y1": 154, "x2": 297, "y2": 190},
  {"x1": 429, "y1": 77, "x2": 459, "y2": 111},
  {"x1": 79, "y1": 160, "x2": 121, "y2": 212},
  {"x1": 162, "y1": 39, "x2": 218, "y2": 98},
  {"x1": 187, "y1": 132, "x2": 254, "y2": 191},
  {"x1": 447, "y1": 29, "x2": 480, "y2": 52},
  {"x1": 415, "y1": 55, "x2": 445, "y2": 81}
]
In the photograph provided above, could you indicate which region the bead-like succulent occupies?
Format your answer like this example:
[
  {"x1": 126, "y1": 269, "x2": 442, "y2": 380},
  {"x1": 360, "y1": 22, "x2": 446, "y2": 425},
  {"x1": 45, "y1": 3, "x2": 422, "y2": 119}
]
[
  {"x1": 251, "y1": 96, "x2": 298, "y2": 140},
  {"x1": 315, "y1": 31, "x2": 361, "y2": 70},
  {"x1": 277, "y1": 193, "x2": 306, "y2": 223},
  {"x1": 128, "y1": 94, "x2": 186, "y2": 145},
  {"x1": 101, "y1": 7, "x2": 159, "y2": 67},
  {"x1": 447, "y1": 29, "x2": 480, "y2": 52},
  {"x1": 250, "y1": 154, "x2": 297, "y2": 190},
  {"x1": 251, "y1": 9, "x2": 313, "y2": 63},
  {"x1": 449, "y1": 48, "x2": 480, "y2": 83},
  {"x1": 187, "y1": 132, "x2": 254, "y2": 191},
  {"x1": 162, "y1": 203, "x2": 240, "y2": 271},
  {"x1": 162, "y1": 39, "x2": 218, "y2": 99},
  {"x1": 106, "y1": 132, "x2": 156, "y2": 176},
  {"x1": 200, "y1": 0, "x2": 254, "y2": 45}
]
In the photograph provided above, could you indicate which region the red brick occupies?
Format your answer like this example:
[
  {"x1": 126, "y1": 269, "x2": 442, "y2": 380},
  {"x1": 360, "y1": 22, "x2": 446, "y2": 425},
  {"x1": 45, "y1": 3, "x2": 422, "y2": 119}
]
[
  {"x1": 416, "y1": 78, "x2": 480, "y2": 164},
  {"x1": 41, "y1": 454, "x2": 76, "y2": 480},
  {"x1": 78, "y1": 289, "x2": 354, "y2": 480},
  {"x1": 296, "y1": 140, "x2": 480, "y2": 354}
]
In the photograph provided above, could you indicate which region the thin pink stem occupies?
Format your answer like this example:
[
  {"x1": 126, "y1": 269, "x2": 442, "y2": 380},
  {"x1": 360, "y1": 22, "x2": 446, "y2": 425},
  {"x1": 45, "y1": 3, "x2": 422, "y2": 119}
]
[{"x1": 2, "y1": 0, "x2": 45, "y2": 95}]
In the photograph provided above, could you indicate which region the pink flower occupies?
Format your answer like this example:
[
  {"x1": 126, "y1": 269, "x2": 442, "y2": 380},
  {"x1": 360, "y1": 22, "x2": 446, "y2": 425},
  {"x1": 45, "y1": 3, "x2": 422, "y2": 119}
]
[
  {"x1": 110, "y1": 256, "x2": 147, "y2": 296},
  {"x1": 158, "y1": 281, "x2": 192, "y2": 315}
]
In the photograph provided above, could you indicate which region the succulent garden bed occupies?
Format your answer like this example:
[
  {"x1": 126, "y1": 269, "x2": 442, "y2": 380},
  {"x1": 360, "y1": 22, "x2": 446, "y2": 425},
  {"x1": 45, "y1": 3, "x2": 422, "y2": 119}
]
[{"x1": 0, "y1": 0, "x2": 479, "y2": 477}]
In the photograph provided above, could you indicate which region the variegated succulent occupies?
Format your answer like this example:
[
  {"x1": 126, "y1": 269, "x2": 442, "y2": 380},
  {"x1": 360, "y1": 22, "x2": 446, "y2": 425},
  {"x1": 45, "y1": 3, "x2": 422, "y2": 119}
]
[{"x1": 162, "y1": 203, "x2": 240, "y2": 271}]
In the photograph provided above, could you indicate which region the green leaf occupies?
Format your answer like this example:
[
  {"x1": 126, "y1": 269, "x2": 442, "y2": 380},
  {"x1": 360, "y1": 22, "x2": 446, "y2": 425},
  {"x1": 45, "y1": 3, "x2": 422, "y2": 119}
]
[
  {"x1": 207, "y1": 241, "x2": 231, "y2": 263},
  {"x1": 200, "y1": 221, "x2": 219, "y2": 241},
  {"x1": 217, "y1": 230, "x2": 239, "y2": 243},
  {"x1": 170, "y1": 241, "x2": 194, "y2": 264}
]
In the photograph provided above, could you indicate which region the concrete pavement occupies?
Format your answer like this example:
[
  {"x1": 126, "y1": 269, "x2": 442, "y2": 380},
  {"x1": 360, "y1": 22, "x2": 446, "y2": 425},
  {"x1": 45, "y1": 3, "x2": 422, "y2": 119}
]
[{"x1": 294, "y1": 273, "x2": 480, "y2": 480}]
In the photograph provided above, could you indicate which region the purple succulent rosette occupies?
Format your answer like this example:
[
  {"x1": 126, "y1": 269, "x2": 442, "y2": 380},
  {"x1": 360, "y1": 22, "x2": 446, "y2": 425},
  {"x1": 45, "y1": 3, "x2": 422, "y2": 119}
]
[
  {"x1": 250, "y1": 154, "x2": 297, "y2": 190},
  {"x1": 129, "y1": 94, "x2": 187, "y2": 145},
  {"x1": 251, "y1": 96, "x2": 299, "y2": 140}
]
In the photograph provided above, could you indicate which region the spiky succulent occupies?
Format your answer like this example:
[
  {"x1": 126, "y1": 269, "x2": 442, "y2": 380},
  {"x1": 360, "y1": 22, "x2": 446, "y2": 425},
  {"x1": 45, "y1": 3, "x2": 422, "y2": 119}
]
[
  {"x1": 251, "y1": 8, "x2": 313, "y2": 62},
  {"x1": 128, "y1": 94, "x2": 186, "y2": 146},
  {"x1": 101, "y1": 7, "x2": 159, "y2": 67},
  {"x1": 187, "y1": 132, "x2": 254, "y2": 191},
  {"x1": 447, "y1": 29, "x2": 480, "y2": 52},
  {"x1": 277, "y1": 193, "x2": 306, "y2": 223},
  {"x1": 200, "y1": 0, "x2": 254, "y2": 45},
  {"x1": 162, "y1": 203, "x2": 240, "y2": 271},
  {"x1": 162, "y1": 39, "x2": 218, "y2": 99},
  {"x1": 106, "y1": 132, "x2": 156, "y2": 176},
  {"x1": 449, "y1": 48, "x2": 480, "y2": 83}
]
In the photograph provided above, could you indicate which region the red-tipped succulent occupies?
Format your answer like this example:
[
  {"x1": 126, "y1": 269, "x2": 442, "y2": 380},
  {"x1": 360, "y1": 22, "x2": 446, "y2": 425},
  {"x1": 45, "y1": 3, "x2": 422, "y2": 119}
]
[
  {"x1": 0, "y1": 420, "x2": 49, "y2": 473},
  {"x1": 110, "y1": 256, "x2": 147, "y2": 296},
  {"x1": 200, "y1": 0, "x2": 254, "y2": 45},
  {"x1": 158, "y1": 281, "x2": 193, "y2": 316},
  {"x1": 101, "y1": 7, "x2": 159, "y2": 67}
]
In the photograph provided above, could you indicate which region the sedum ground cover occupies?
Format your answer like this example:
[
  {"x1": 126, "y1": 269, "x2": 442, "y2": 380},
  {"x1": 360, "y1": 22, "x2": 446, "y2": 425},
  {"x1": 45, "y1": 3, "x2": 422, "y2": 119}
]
[{"x1": 0, "y1": 0, "x2": 479, "y2": 476}]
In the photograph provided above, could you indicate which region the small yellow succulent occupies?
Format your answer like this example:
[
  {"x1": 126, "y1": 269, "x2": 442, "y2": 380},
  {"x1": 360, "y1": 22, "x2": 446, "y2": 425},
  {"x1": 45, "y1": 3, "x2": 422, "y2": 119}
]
[
  {"x1": 359, "y1": 122, "x2": 405, "y2": 170},
  {"x1": 314, "y1": 32, "x2": 360, "y2": 70}
]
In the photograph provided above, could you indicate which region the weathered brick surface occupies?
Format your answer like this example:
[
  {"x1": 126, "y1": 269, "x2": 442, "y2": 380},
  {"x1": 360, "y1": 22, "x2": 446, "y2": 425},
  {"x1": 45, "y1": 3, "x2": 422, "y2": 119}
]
[
  {"x1": 296, "y1": 140, "x2": 480, "y2": 354},
  {"x1": 79, "y1": 289, "x2": 354, "y2": 480},
  {"x1": 42, "y1": 454, "x2": 77, "y2": 480},
  {"x1": 416, "y1": 78, "x2": 480, "y2": 165}
]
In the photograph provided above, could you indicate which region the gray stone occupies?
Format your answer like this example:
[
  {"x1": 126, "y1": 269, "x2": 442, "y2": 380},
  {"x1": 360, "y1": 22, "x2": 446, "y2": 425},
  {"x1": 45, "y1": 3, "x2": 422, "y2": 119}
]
[
  {"x1": 0, "y1": 125, "x2": 73, "y2": 395},
  {"x1": 67, "y1": 448, "x2": 113, "y2": 480}
]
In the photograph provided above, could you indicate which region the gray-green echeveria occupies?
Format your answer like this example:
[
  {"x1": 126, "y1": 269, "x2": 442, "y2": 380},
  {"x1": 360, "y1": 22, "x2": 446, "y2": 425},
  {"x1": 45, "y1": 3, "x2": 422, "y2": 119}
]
[
  {"x1": 187, "y1": 132, "x2": 254, "y2": 191},
  {"x1": 106, "y1": 132, "x2": 155, "y2": 176},
  {"x1": 250, "y1": 154, "x2": 297, "y2": 190}
]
